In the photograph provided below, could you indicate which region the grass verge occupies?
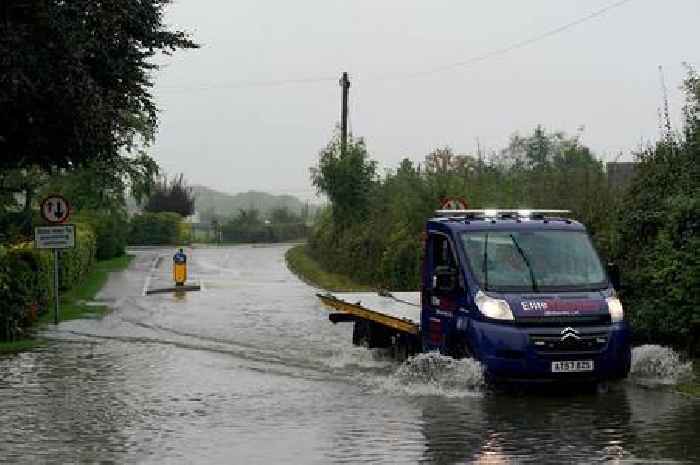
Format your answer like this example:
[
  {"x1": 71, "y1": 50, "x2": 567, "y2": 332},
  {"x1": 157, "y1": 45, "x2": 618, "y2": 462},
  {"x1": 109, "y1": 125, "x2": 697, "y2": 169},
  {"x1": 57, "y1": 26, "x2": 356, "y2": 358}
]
[
  {"x1": 0, "y1": 339, "x2": 48, "y2": 355},
  {"x1": 285, "y1": 244, "x2": 372, "y2": 292},
  {"x1": 0, "y1": 254, "x2": 134, "y2": 355}
]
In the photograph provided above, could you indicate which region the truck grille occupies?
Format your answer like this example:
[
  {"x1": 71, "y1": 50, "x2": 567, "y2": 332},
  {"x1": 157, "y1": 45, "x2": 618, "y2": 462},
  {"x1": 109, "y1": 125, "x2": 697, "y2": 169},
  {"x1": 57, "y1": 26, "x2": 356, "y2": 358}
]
[
  {"x1": 529, "y1": 329, "x2": 609, "y2": 355},
  {"x1": 516, "y1": 314, "x2": 611, "y2": 327}
]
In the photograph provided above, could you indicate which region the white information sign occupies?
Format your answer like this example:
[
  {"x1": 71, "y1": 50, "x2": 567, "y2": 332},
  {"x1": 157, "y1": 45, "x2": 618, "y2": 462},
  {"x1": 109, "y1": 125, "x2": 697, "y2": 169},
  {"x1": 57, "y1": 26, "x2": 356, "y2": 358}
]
[{"x1": 35, "y1": 225, "x2": 76, "y2": 249}]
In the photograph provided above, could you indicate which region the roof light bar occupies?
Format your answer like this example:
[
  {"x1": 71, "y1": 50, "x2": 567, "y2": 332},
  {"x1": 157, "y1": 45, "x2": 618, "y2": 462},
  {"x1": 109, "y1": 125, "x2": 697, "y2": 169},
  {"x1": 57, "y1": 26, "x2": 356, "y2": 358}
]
[{"x1": 435, "y1": 209, "x2": 571, "y2": 217}]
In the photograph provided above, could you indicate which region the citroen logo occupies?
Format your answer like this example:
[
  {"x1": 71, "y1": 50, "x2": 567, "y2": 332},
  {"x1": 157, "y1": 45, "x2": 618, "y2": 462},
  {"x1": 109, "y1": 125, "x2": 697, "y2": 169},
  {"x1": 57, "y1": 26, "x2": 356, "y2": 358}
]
[{"x1": 560, "y1": 327, "x2": 580, "y2": 341}]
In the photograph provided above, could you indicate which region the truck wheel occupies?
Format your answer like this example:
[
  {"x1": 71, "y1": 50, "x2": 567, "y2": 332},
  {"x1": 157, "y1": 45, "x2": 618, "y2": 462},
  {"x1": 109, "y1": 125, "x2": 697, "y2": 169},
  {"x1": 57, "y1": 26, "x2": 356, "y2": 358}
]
[
  {"x1": 392, "y1": 336, "x2": 409, "y2": 361},
  {"x1": 366, "y1": 322, "x2": 392, "y2": 348},
  {"x1": 352, "y1": 320, "x2": 369, "y2": 346}
]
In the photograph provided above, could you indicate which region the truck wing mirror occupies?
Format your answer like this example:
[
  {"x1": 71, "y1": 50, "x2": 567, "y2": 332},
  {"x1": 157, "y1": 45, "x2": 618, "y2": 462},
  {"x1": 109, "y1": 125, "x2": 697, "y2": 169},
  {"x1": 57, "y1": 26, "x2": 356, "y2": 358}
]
[
  {"x1": 433, "y1": 266, "x2": 458, "y2": 293},
  {"x1": 607, "y1": 262, "x2": 621, "y2": 290}
]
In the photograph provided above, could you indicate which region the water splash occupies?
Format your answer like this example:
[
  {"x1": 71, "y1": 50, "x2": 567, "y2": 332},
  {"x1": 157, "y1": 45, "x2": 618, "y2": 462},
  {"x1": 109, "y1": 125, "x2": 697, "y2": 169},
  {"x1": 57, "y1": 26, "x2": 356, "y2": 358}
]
[
  {"x1": 630, "y1": 345, "x2": 693, "y2": 387},
  {"x1": 324, "y1": 346, "x2": 395, "y2": 370},
  {"x1": 375, "y1": 352, "x2": 485, "y2": 397}
]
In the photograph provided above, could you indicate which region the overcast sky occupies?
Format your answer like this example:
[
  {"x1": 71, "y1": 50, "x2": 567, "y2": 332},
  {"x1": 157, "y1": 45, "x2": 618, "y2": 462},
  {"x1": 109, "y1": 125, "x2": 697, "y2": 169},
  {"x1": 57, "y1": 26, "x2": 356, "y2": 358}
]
[{"x1": 151, "y1": 0, "x2": 699, "y2": 201}]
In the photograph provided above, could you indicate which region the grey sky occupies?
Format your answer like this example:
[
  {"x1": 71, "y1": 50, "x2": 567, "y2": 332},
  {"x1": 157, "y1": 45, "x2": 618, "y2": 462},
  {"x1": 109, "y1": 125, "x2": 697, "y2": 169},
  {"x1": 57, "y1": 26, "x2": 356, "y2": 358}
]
[{"x1": 152, "y1": 0, "x2": 699, "y2": 201}]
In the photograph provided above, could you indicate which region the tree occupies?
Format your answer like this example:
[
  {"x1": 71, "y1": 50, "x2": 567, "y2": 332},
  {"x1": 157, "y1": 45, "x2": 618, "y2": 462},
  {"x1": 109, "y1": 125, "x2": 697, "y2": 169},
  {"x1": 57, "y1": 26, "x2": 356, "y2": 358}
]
[
  {"x1": 310, "y1": 135, "x2": 377, "y2": 226},
  {"x1": 144, "y1": 173, "x2": 195, "y2": 217},
  {"x1": 270, "y1": 206, "x2": 301, "y2": 224},
  {"x1": 614, "y1": 67, "x2": 700, "y2": 349},
  {"x1": 0, "y1": 1, "x2": 198, "y2": 172}
]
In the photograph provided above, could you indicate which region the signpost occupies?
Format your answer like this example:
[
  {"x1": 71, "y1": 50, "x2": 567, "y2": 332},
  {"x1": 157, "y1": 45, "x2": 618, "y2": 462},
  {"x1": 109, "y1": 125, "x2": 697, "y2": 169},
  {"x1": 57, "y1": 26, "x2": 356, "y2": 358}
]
[{"x1": 36, "y1": 195, "x2": 74, "y2": 325}]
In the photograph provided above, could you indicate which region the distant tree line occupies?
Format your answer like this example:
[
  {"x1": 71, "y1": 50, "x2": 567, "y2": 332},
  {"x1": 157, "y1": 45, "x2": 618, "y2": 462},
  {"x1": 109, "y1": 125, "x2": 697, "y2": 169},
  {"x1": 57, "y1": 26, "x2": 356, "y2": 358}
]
[
  {"x1": 218, "y1": 206, "x2": 309, "y2": 243},
  {"x1": 308, "y1": 68, "x2": 699, "y2": 353}
]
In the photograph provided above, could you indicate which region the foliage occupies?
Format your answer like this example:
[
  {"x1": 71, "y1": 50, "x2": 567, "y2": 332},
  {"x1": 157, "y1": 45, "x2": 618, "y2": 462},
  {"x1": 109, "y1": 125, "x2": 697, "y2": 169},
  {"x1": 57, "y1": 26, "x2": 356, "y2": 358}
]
[
  {"x1": 75, "y1": 210, "x2": 128, "y2": 260},
  {"x1": 311, "y1": 136, "x2": 378, "y2": 227},
  {"x1": 308, "y1": 127, "x2": 611, "y2": 291},
  {"x1": 0, "y1": 245, "x2": 52, "y2": 341},
  {"x1": 221, "y1": 208, "x2": 307, "y2": 243},
  {"x1": 613, "y1": 67, "x2": 700, "y2": 347},
  {"x1": 0, "y1": 223, "x2": 96, "y2": 342},
  {"x1": 144, "y1": 173, "x2": 195, "y2": 218},
  {"x1": 58, "y1": 224, "x2": 97, "y2": 291},
  {"x1": 128, "y1": 212, "x2": 181, "y2": 245},
  {"x1": 193, "y1": 185, "x2": 313, "y2": 225},
  {"x1": 41, "y1": 156, "x2": 159, "y2": 213},
  {"x1": 0, "y1": 0, "x2": 198, "y2": 172}
]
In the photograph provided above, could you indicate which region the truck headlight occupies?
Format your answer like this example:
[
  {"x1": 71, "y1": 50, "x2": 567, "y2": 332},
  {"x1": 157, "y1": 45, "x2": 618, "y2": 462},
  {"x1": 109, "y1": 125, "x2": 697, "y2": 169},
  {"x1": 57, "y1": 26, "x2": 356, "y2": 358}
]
[
  {"x1": 475, "y1": 291, "x2": 514, "y2": 321},
  {"x1": 606, "y1": 297, "x2": 624, "y2": 322}
]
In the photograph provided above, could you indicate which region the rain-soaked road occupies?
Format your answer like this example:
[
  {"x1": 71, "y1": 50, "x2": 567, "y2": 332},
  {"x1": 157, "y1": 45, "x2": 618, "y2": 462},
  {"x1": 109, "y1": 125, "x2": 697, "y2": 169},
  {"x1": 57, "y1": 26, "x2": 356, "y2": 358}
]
[{"x1": 1, "y1": 245, "x2": 698, "y2": 464}]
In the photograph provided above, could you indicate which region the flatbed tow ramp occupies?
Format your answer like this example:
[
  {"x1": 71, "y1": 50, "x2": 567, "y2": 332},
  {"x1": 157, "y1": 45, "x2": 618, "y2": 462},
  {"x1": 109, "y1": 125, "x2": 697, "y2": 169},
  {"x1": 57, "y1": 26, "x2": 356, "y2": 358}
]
[{"x1": 317, "y1": 292, "x2": 422, "y2": 356}]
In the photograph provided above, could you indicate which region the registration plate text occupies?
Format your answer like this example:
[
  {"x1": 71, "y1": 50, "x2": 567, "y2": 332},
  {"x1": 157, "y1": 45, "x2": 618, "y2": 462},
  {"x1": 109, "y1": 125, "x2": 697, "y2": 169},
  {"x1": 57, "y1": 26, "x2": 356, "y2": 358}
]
[{"x1": 551, "y1": 360, "x2": 594, "y2": 373}]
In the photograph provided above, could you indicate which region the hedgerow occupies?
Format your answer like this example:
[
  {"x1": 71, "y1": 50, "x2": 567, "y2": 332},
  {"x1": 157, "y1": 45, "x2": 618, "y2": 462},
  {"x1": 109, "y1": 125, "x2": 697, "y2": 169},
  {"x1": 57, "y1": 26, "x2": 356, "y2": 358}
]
[{"x1": 0, "y1": 223, "x2": 96, "y2": 341}]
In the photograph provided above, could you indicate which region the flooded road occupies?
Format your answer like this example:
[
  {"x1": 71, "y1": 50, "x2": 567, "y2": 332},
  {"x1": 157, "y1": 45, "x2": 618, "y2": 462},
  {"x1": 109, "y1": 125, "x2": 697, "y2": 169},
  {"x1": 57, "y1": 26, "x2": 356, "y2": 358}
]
[{"x1": 1, "y1": 245, "x2": 698, "y2": 464}]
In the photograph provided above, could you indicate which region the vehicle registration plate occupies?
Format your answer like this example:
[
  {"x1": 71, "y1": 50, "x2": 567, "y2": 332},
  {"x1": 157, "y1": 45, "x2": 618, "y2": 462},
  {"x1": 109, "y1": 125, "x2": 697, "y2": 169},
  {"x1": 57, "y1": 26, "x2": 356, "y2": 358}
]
[{"x1": 551, "y1": 360, "x2": 594, "y2": 373}]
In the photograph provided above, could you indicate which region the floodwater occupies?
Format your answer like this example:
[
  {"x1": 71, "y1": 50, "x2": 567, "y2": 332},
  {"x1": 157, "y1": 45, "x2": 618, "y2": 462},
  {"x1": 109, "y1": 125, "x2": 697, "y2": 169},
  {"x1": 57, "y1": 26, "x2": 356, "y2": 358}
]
[{"x1": 0, "y1": 245, "x2": 698, "y2": 464}]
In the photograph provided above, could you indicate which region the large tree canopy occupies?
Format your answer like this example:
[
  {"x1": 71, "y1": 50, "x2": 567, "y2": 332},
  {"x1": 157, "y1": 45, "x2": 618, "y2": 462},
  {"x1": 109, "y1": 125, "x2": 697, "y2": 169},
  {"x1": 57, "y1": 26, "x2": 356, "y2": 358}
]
[{"x1": 0, "y1": 0, "x2": 198, "y2": 171}]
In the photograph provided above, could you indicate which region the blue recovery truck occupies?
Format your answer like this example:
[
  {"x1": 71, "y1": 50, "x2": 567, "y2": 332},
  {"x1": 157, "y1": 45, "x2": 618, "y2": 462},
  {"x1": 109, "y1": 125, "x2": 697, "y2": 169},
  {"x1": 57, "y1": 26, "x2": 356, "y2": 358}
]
[{"x1": 318, "y1": 209, "x2": 631, "y2": 382}]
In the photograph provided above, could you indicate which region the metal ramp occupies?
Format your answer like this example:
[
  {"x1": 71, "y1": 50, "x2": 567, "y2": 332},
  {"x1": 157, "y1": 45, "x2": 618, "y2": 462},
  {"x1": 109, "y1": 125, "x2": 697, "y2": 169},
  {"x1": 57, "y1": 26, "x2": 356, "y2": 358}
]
[{"x1": 317, "y1": 291, "x2": 421, "y2": 335}]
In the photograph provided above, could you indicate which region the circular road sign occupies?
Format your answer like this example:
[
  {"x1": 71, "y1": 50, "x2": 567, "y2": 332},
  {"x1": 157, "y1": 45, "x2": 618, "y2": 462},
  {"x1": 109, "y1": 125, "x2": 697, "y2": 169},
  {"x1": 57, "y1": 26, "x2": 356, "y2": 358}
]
[
  {"x1": 40, "y1": 195, "x2": 71, "y2": 224},
  {"x1": 440, "y1": 197, "x2": 468, "y2": 210}
]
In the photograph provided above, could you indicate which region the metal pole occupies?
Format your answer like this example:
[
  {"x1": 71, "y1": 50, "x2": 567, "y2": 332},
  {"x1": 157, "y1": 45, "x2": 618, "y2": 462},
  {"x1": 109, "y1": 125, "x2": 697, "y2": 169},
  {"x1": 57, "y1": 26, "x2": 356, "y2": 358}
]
[{"x1": 54, "y1": 249, "x2": 59, "y2": 325}]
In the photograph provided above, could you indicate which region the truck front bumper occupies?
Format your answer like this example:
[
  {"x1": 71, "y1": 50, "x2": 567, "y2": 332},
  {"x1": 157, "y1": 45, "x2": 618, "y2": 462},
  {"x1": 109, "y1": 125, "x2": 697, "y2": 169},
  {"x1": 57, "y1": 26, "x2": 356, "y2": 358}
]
[{"x1": 467, "y1": 320, "x2": 631, "y2": 382}]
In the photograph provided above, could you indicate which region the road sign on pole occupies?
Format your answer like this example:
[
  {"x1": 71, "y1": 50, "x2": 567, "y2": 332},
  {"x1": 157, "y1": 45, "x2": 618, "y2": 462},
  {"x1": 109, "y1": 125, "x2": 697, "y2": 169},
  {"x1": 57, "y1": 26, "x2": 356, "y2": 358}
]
[
  {"x1": 35, "y1": 225, "x2": 75, "y2": 249},
  {"x1": 37, "y1": 195, "x2": 74, "y2": 325},
  {"x1": 40, "y1": 194, "x2": 71, "y2": 224},
  {"x1": 440, "y1": 197, "x2": 469, "y2": 210}
]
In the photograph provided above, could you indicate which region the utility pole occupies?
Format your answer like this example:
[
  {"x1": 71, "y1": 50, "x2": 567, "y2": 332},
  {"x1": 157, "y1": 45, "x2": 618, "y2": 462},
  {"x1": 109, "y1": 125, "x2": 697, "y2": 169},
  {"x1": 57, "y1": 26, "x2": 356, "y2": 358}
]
[
  {"x1": 340, "y1": 72, "x2": 350, "y2": 157},
  {"x1": 658, "y1": 65, "x2": 673, "y2": 146}
]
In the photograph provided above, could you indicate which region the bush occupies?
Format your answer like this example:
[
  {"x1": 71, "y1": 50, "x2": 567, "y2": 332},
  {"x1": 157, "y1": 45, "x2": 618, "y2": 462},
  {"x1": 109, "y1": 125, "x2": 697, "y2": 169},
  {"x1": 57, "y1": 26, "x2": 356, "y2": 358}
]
[
  {"x1": 0, "y1": 245, "x2": 52, "y2": 341},
  {"x1": 0, "y1": 223, "x2": 96, "y2": 341},
  {"x1": 128, "y1": 212, "x2": 181, "y2": 245},
  {"x1": 59, "y1": 223, "x2": 97, "y2": 290},
  {"x1": 76, "y1": 210, "x2": 128, "y2": 260}
]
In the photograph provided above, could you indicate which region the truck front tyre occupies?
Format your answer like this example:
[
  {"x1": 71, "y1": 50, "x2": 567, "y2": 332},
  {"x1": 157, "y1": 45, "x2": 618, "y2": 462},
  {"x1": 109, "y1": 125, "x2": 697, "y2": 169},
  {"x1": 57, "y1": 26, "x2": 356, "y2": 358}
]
[
  {"x1": 352, "y1": 320, "x2": 369, "y2": 346},
  {"x1": 352, "y1": 321, "x2": 394, "y2": 349}
]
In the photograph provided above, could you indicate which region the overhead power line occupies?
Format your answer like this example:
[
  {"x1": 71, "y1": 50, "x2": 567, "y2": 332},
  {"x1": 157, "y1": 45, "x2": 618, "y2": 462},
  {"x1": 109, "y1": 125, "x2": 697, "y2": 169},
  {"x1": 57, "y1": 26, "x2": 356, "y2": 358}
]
[
  {"x1": 374, "y1": 0, "x2": 637, "y2": 81},
  {"x1": 157, "y1": 75, "x2": 338, "y2": 93},
  {"x1": 157, "y1": 0, "x2": 636, "y2": 93}
]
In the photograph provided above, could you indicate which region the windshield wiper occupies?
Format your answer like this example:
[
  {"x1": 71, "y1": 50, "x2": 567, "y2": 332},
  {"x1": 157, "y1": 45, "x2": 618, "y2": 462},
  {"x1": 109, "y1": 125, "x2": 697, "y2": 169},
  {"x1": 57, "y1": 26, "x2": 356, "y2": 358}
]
[{"x1": 509, "y1": 234, "x2": 539, "y2": 292}]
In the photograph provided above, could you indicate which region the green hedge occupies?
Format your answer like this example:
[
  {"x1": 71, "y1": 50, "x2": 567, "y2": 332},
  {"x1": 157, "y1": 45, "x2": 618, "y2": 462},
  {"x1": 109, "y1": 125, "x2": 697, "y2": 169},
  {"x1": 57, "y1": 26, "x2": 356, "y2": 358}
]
[
  {"x1": 0, "y1": 223, "x2": 96, "y2": 341},
  {"x1": 128, "y1": 212, "x2": 181, "y2": 245},
  {"x1": 76, "y1": 210, "x2": 128, "y2": 260}
]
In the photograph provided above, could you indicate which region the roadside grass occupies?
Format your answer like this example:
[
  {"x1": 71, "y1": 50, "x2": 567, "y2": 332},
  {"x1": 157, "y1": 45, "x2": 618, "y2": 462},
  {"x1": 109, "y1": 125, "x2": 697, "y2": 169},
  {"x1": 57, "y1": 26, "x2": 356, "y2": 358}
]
[
  {"x1": 0, "y1": 254, "x2": 134, "y2": 355},
  {"x1": 676, "y1": 359, "x2": 700, "y2": 397},
  {"x1": 0, "y1": 338, "x2": 48, "y2": 355},
  {"x1": 285, "y1": 244, "x2": 373, "y2": 292}
]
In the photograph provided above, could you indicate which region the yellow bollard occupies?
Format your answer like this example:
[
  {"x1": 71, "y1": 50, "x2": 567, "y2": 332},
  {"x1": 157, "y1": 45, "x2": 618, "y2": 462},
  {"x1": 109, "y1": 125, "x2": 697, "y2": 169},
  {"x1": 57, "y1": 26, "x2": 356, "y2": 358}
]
[{"x1": 173, "y1": 248, "x2": 187, "y2": 286}]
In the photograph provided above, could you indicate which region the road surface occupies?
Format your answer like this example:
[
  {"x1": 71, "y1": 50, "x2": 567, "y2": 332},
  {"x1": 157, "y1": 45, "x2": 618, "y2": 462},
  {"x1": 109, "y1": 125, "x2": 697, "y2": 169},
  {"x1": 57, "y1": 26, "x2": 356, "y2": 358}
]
[{"x1": 0, "y1": 245, "x2": 698, "y2": 464}]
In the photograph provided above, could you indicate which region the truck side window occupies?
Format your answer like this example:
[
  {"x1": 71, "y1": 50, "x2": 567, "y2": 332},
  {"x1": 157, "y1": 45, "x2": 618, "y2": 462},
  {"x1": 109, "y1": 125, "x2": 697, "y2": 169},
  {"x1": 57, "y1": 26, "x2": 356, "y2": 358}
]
[
  {"x1": 431, "y1": 234, "x2": 454, "y2": 268},
  {"x1": 430, "y1": 233, "x2": 461, "y2": 294}
]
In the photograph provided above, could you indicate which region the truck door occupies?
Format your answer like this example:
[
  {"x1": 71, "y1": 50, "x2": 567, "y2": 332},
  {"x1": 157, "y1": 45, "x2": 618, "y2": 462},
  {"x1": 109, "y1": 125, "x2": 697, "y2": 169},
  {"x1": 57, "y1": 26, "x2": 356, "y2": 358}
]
[{"x1": 423, "y1": 232, "x2": 461, "y2": 353}]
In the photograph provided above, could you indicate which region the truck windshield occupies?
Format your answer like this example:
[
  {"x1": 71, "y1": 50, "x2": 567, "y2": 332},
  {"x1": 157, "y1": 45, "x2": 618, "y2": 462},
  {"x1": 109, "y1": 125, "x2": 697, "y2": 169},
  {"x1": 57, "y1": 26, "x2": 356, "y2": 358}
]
[{"x1": 460, "y1": 230, "x2": 607, "y2": 292}]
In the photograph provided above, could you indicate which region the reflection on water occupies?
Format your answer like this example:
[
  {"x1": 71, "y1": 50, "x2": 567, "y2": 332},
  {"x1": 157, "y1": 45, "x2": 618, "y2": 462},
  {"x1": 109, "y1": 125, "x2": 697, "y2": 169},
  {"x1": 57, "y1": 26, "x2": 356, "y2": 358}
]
[{"x1": 0, "y1": 246, "x2": 698, "y2": 464}]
